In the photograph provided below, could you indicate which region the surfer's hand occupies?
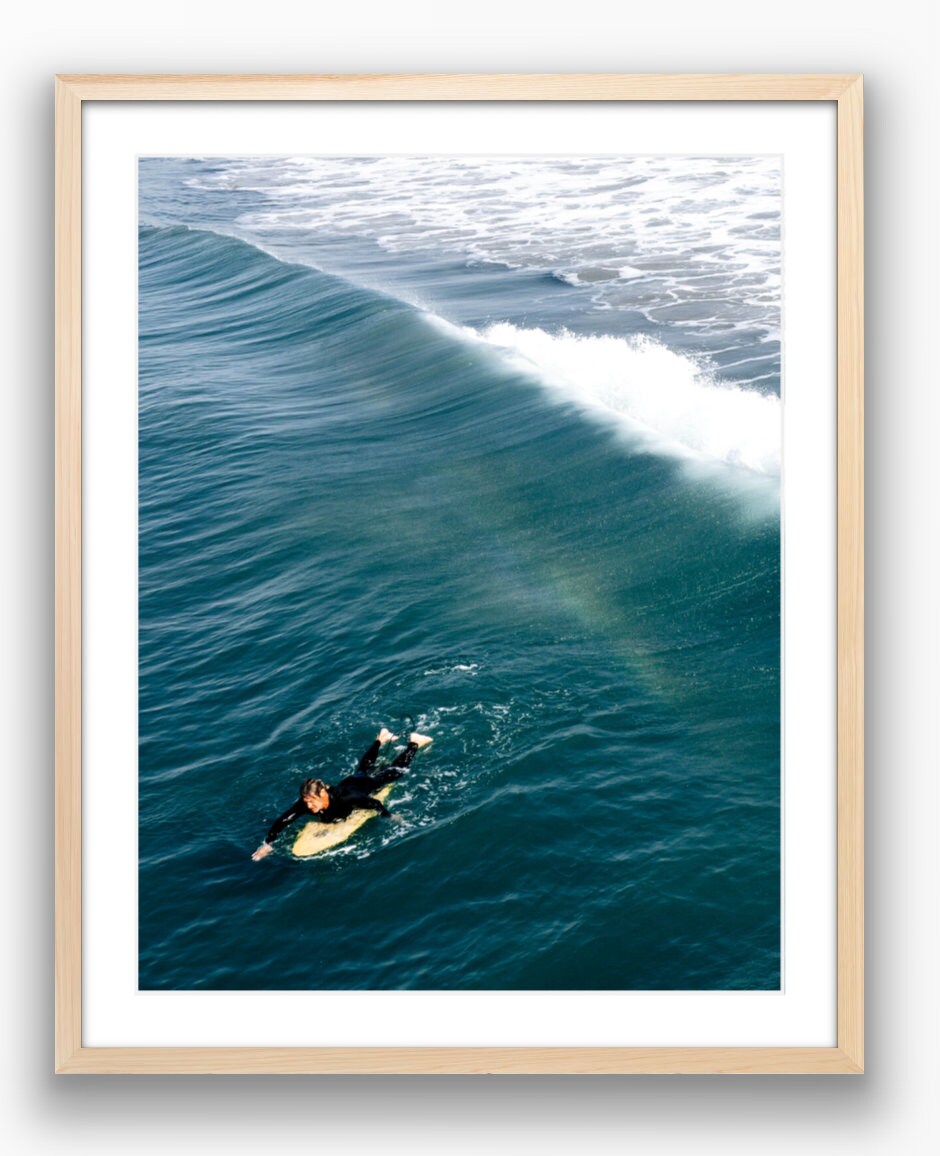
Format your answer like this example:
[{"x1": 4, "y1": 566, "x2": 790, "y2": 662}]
[
  {"x1": 377, "y1": 727, "x2": 398, "y2": 744},
  {"x1": 251, "y1": 843, "x2": 273, "y2": 861}
]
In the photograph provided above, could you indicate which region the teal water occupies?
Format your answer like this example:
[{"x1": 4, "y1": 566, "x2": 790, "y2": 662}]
[{"x1": 138, "y1": 159, "x2": 781, "y2": 990}]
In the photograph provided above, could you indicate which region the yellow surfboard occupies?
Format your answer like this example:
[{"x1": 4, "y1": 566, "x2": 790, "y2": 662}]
[{"x1": 291, "y1": 784, "x2": 395, "y2": 858}]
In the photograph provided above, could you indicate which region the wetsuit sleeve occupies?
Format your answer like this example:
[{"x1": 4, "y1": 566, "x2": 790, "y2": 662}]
[
  {"x1": 264, "y1": 801, "x2": 307, "y2": 845},
  {"x1": 348, "y1": 793, "x2": 391, "y2": 818}
]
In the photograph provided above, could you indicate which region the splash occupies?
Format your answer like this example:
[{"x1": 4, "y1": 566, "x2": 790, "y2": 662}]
[{"x1": 458, "y1": 321, "x2": 781, "y2": 476}]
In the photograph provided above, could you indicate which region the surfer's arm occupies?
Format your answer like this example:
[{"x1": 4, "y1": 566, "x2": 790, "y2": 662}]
[
  {"x1": 265, "y1": 802, "x2": 308, "y2": 842},
  {"x1": 350, "y1": 794, "x2": 391, "y2": 818},
  {"x1": 251, "y1": 802, "x2": 308, "y2": 859}
]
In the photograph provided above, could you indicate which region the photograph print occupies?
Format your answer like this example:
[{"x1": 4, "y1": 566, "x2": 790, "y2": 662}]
[{"x1": 138, "y1": 154, "x2": 782, "y2": 991}]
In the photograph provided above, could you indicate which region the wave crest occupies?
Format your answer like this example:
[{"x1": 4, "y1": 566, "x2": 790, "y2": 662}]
[{"x1": 465, "y1": 322, "x2": 781, "y2": 475}]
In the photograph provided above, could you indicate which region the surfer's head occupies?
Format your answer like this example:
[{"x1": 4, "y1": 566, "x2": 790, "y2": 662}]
[{"x1": 300, "y1": 778, "x2": 330, "y2": 812}]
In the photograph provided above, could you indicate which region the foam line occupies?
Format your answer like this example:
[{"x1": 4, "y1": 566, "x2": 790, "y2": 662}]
[{"x1": 439, "y1": 319, "x2": 781, "y2": 476}]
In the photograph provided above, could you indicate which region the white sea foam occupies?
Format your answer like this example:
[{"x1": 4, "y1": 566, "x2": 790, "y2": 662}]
[
  {"x1": 437, "y1": 319, "x2": 780, "y2": 476},
  {"x1": 193, "y1": 155, "x2": 781, "y2": 340},
  {"x1": 422, "y1": 662, "x2": 480, "y2": 676},
  {"x1": 184, "y1": 156, "x2": 782, "y2": 479}
]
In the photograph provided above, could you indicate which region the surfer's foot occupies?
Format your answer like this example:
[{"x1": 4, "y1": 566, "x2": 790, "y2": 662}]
[
  {"x1": 409, "y1": 732, "x2": 433, "y2": 748},
  {"x1": 377, "y1": 727, "x2": 398, "y2": 744}
]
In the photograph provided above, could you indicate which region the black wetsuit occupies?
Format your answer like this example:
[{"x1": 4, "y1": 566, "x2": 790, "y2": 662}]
[{"x1": 263, "y1": 739, "x2": 419, "y2": 847}]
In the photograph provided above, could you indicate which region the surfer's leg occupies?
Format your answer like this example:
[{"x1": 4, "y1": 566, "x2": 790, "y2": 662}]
[
  {"x1": 337, "y1": 772, "x2": 380, "y2": 793},
  {"x1": 357, "y1": 734, "x2": 432, "y2": 787},
  {"x1": 364, "y1": 744, "x2": 418, "y2": 788},
  {"x1": 375, "y1": 734, "x2": 430, "y2": 778},
  {"x1": 371, "y1": 766, "x2": 406, "y2": 787},
  {"x1": 356, "y1": 740, "x2": 382, "y2": 772},
  {"x1": 390, "y1": 741, "x2": 420, "y2": 770},
  {"x1": 392, "y1": 732, "x2": 433, "y2": 765}
]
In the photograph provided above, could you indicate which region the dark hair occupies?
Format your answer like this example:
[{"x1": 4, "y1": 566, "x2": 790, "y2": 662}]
[{"x1": 300, "y1": 778, "x2": 328, "y2": 798}]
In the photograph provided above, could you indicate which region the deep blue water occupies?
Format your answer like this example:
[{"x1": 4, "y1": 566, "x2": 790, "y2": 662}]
[{"x1": 138, "y1": 157, "x2": 781, "y2": 990}]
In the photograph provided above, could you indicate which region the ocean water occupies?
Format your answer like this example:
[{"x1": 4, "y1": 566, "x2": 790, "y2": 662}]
[{"x1": 138, "y1": 156, "x2": 781, "y2": 991}]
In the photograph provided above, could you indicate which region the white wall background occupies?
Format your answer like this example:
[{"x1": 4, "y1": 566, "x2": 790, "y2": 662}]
[{"x1": 1, "y1": 1, "x2": 936, "y2": 1152}]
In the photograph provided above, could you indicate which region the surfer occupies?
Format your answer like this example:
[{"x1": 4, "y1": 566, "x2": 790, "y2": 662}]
[{"x1": 251, "y1": 728, "x2": 433, "y2": 860}]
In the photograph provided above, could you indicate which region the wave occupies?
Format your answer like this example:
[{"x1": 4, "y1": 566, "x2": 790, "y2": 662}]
[
  {"x1": 140, "y1": 224, "x2": 779, "y2": 481},
  {"x1": 430, "y1": 319, "x2": 781, "y2": 475}
]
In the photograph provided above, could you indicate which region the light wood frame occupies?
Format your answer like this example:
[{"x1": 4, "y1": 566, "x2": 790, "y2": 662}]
[{"x1": 55, "y1": 73, "x2": 863, "y2": 1075}]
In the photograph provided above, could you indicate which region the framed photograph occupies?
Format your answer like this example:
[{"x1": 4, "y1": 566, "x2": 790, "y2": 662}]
[{"x1": 55, "y1": 74, "x2": 863, "y2": 1074}]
